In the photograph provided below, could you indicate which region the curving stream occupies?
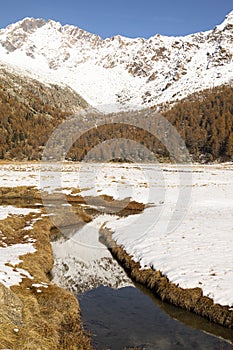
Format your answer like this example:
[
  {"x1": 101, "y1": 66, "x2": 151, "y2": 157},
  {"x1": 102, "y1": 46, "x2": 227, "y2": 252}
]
[{"x1": 51, "y1": 211, "x2": 233, "y2": 350}]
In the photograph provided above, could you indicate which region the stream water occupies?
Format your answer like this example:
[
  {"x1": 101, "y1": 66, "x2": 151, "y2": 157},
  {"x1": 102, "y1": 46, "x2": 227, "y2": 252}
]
[
  {"x1": 79, "y1": 285, "x2": 233, "y2": 350},
  {"x1": 48, "y1": 202, "x2": 233, "y2": 350}
]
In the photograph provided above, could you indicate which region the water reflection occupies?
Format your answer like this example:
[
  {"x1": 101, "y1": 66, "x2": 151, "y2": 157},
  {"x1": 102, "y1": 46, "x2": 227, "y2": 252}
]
[{"x1": 79, "y1": 285, "x2": 233, "y2": 350}]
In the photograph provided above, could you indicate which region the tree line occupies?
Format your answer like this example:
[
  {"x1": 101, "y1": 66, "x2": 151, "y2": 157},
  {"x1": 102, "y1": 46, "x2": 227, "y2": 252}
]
[{"x1": 0, "y1": 82, "x2": 232, "y2": 162}]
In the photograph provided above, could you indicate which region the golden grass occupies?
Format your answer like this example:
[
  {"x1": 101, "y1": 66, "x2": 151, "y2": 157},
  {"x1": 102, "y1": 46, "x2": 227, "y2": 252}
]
[
  {"x1": 0, "y1": 186, "x2": 41, "y2": 200},
  {"x1": 0, "y1": 324, "x2": 18, "y2": 349},
  {"x1": 0, "y1": 208, "x2": 92, "y2": 349},
  {"x1": 11, "y1": 283, "x2": 92, "y2": 350}
]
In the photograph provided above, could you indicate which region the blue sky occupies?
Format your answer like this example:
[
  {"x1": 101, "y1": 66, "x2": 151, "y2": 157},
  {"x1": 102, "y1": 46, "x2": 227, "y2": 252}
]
[{"x1": 1, "y1": 0, "x2": 232, "y2": 38}]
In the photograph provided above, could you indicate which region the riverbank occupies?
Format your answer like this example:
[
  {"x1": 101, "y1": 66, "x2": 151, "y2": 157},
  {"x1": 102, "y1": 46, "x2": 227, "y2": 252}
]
[
  {"x1": 100, "y1": 225, "x2": 233, "y2": 329},
  {"x1": 0, "y1": 194, "x2": 92, "y2": 350},
  {"x1": 0, "y1": 185, "x2": 144, "y2": 349}
]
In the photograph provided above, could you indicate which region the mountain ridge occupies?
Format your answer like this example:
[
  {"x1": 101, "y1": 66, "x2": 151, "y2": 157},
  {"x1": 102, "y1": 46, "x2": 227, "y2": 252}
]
[
  {"x1": 0, "y1": 12, "x2": 232, "y2": 111},
  {"x1": 3, "y1": 10, "x2": 233, "y2": 41}
]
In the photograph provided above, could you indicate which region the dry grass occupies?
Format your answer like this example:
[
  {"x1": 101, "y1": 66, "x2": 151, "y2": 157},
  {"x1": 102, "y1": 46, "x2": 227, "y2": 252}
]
[
  {"x1": 11, "y1": 283, "x2": 92, "y2": 350},
  {"x1": 0, "y1": 186, "x2": 42, "y2": 201},
  {"x1": 0, "y1": 214, "x2": 38, "y2": 246},
  {"x1": 0, "y1": 160, "x2": 40, "y2": 164},
  {"x1": 0, "y1": 208, "x2": 92, "y2": 349},
  {"x1": 67, "y1": 194, "x2": 145, "y2": 217},
  {"x1": 0, "y1": 324, "x2": 18, "y2": 349}
]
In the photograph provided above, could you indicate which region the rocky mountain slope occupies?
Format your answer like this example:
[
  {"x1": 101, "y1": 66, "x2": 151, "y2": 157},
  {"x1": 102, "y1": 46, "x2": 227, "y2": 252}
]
[{"x1": 0, "y1": 11, "x2": 232, "y2": 111}]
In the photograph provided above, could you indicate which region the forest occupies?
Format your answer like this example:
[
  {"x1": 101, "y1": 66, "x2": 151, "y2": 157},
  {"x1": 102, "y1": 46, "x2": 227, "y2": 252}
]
[
  {"x1": 0, "y1": 79, "x2": 232, "y2": 162},
  {"x1": 163, "y1": 85, "x2": 233, "y2": 162},
  {"x1": 67, "y1": 85, "x2": 233, "y2": 163}
]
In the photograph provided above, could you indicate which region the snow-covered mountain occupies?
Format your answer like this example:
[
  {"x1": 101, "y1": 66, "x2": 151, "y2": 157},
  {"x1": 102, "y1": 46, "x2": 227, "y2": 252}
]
[{"x1": 0, "y1": 12, "x2": 232, "y2": 111}]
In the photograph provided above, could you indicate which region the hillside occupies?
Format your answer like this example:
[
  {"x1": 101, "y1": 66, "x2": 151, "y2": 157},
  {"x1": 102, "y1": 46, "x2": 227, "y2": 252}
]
[
  {"x1": 0, "y1": 67, "x2": 88, "y2": 160},
  {"x1": 0, "y1": 72, "x2": 232, "y2": 162},
  {"x1": 162, "y1": 85, "x2": 233, "y2": 162},
  {"x1": 67, "y1": 85, "x2": 233, "y2": 163}
]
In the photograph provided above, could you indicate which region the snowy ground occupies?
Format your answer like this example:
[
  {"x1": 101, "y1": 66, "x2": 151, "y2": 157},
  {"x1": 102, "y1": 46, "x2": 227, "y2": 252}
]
[
  {"x1": 0, "y1": 242, "x2": 35, "y2": 287},
  {"x1": 104, "y1": 163, "x2": 233, "y2": 307},
  {"x1": 0, "y1": 162, "x2": 233, "y2": 306},
  {"x1": 0, "y1": 204, "x2": 40, "y2": 288},
  {"x1": 0, "y1": 206, "x2": 40, "y2": 220}
]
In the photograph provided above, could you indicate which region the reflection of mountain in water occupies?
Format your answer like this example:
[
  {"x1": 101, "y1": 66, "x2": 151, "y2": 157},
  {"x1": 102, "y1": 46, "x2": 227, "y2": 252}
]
[{"x1": 51, "y1": 215, "x2": 133, "y2": 294}]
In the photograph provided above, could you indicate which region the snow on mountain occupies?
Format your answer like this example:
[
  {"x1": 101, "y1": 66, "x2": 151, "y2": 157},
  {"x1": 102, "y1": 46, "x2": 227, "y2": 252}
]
[{"x1": 0, "y1": 12, "x2": 232, "y2": 111}]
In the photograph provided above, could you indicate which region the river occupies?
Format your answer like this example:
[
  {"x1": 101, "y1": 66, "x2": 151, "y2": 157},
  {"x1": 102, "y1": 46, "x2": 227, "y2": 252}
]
[
  {"x1": 79, "y1": 284, "x2": 233, "y2": 350},
  {"x1": 51, "y1": 213, "x2": 233, "y2": 350}
]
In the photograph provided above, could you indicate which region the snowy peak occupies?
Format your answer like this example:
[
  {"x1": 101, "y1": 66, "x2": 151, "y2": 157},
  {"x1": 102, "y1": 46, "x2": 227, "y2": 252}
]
[
  {"x1": 5, "y1": 17, "x2": 47, "y2": 33},
  {"x1": 223, "y1": 10, "x2": 233, "y2": 25},
  {"x1": 0, "y1": 17, "x2": 103, "y2": 52},
  {"x1": 0, "y1": 18, "x2": 47, "y2": 52},
  {"x1": 0, "y1": 17, "x2": 104, "y2": 69},
  {"x1": 213, "y1": 11, "x2": 233, "y2": 33},
  {"x1": 0, "y1": 12, "x2": 232, "y2": 111}
]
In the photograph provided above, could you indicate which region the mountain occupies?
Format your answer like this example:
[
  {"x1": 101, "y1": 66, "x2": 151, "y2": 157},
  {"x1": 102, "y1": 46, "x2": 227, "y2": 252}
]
[{"x1": 0, "y1": 12, "x2": 232, "y2": 111}]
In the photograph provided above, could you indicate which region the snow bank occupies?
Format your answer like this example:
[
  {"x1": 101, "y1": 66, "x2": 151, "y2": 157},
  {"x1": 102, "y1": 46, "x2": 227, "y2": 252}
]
[
  {"x1": 0, "y1": 243, "x2": 35, "y2": 287},
  {"x1": 0, "y1": 206, "x2": 41, "y2": 220},
  {"x1": 105, "y1": 164, "x2": 233, "y2": 307}
]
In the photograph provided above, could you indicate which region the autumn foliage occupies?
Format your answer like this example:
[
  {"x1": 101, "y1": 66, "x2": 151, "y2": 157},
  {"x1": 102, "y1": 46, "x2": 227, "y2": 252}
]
[
  {"x1": 0, "y1": 74, "x2": 232, "y2": 163},
  {"x1": 163, "y1": 85, "x2": 233, "y2": 161}
]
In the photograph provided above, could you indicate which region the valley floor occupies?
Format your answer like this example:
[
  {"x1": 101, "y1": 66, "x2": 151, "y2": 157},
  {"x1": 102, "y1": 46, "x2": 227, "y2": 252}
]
[{"x1": 0, "y1": 161, "x2": 233, "y2": 339}]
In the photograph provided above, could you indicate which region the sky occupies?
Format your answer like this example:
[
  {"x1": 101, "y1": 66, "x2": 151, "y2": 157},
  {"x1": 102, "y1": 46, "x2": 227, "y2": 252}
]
[{"x1": 0, "y1": 0, "x2": 232, "y2": 38}]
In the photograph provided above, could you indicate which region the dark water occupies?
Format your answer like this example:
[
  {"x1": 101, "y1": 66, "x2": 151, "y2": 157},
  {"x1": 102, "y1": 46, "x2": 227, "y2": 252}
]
[{"x1": 79, "y1": 285, "x2": 233, "y2": 350}]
